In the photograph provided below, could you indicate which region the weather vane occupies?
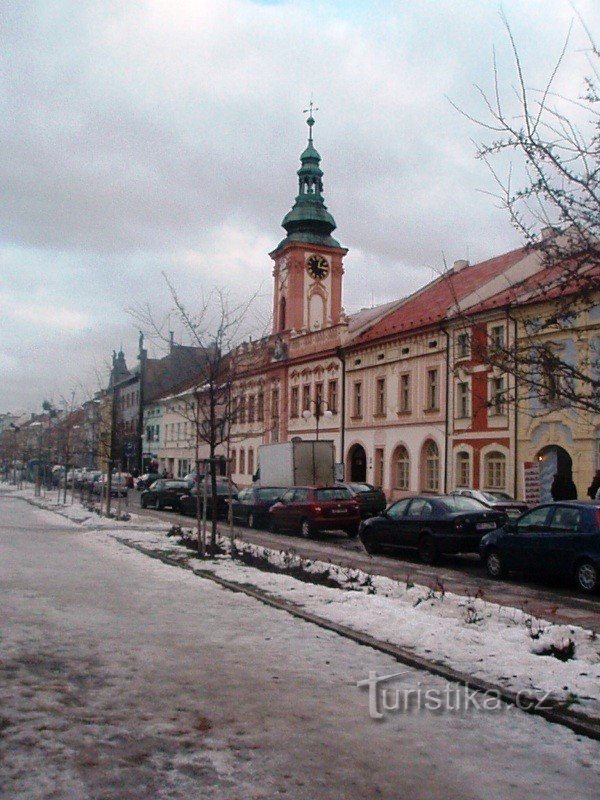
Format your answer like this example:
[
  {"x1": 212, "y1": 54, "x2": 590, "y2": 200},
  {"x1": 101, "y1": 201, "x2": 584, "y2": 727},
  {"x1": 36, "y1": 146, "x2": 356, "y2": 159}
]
[{"x1": 303, "y1": 97, "x2": 319, "y2": 121}]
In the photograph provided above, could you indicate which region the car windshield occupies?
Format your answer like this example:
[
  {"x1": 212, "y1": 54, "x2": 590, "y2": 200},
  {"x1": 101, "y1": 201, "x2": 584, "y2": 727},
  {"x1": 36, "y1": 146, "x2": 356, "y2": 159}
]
[
  {"x1": 487, "y1": 490, "x2": 513, "y2": 501},
  {"x1": 347, "y1": 483, "x2": 374, "y2": 493},
  {"x1": 256, "y1": 488, "x2": 285, "y2": 501},
  {"x1": 477, "y1": 491, "x2": 506, "y2": 503},
  {"x1": 316, "y1": 488, "x2": 352, "y2": 501},
  {"x1": 440, "y1": 496, "x2": 488, "y2": 512},
  {"x1": 164, "y1": 481, "x2": 188, "y2": 489}
]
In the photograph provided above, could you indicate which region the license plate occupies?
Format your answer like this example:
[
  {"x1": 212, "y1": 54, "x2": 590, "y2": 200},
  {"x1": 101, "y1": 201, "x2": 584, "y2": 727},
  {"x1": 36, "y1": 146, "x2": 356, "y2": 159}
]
[
  {"x1": 476, "y1": 522, "x2": 496, "y2": 531},
  {"x1": 331, "y1": 508, "x2": 347, "y2": 514}
]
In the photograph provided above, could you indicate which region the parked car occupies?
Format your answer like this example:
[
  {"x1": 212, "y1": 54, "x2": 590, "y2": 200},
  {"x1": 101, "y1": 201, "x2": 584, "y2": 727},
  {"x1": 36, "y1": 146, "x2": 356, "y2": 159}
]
[
  {"x1": 268, "y1": 486, "x2": 361, "y2": 539},
  {"x1": 230, "y1": 486, "x2": 286, "y2": 528},
  {"x1": 449, "y1": 488, "x2": 528, "y2": 519},
  {"x1": 140, "y1": 479, "x2": 191, "y2": 510},
  {"x1": 480, "y1": 501, "x2": 600, "y2": 594},
  {"x1": 336, "y1": 481, "x2": 387, "y2": 518},
  {"x1": 358, "y1": 495, "x2": 508, "y2": 563},
  {"x1": 92, "y1": 474, "x2": 129, "y2": 497},
  {"x1": 179, "y1": 479, "x2": 238, "y2": 519},
  {"x1": 136, "y1": 473, "x2": 160, "y2": 491}
]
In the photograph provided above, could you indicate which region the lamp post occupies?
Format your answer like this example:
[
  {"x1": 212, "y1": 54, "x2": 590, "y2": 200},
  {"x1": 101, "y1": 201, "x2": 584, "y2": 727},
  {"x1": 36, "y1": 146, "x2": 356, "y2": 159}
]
[
  {"x1": 302, "y1": 399, "x2": 333, "y2": 441},
  {"x1": 29, "y1": 421, "x2": 43, "y2": 497}
]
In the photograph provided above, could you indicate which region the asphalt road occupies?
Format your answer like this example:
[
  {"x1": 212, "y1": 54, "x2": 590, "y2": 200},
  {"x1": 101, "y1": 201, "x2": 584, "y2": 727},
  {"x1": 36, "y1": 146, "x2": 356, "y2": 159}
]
[
  {"x1": 1, "y1": 492, "x2": 599, "y2": 799},
  {"x1": 128, "y1": 489, "x2": 600, "y2": 632}
]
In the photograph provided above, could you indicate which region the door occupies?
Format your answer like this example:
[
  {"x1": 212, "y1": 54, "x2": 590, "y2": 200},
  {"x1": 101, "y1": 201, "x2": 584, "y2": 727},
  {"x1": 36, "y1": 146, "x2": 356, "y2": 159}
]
[
  {"x1": 400, "y1": 498, "x2": 435, "y2": 548},
  {"x1": 538, "y1": 505, "x2": 582, "y2": 576},
  {"x1": 378, "y1": 498, "x2": 411, "y2": 547},
  {"x1": 290, "y1": 488, "x2": 310, "y2": 532},
  {"x1": 502, "y1": 505, "x2": 553, "y2": 570},
  {"x1": 349, "y1": 445, "x2": 367, "y2": 482},
  {"x1": 275, "y1": 488, "x2": 296, "y2": 531}
]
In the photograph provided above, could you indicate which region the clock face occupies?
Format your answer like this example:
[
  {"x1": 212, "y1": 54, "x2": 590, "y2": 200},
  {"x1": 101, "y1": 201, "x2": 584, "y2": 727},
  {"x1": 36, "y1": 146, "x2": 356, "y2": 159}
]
[{"x1": 306, "y1": 254, "x2": 330, "y2": 280}]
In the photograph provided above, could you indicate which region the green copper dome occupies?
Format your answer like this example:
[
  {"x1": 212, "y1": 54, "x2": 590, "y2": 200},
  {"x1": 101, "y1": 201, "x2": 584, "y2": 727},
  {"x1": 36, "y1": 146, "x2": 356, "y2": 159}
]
[{"x1": 279, "y1": 115, "x2": 340, "y2": 248}]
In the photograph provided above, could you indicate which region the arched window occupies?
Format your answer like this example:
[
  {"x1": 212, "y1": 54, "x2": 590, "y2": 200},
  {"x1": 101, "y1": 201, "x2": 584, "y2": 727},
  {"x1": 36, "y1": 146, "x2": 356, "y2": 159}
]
[
  {"x1": 393, "y1": 445, "x2": 410, "y2": 490},
  {"x1": 456, "y1": 451, "x2": 470, "y2": 488},
  {"x1": 484, "y1": 451, "x2": 506, "y2": 490},
  {"x1": 423, "y1": 440, "x2": 440, "y2": 492}
]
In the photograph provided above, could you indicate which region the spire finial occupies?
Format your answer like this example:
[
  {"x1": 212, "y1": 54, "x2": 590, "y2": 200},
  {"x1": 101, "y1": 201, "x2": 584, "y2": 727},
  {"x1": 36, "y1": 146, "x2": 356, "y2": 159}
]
[{"x1": 303, "y1": 98, "x2": 318, "y2": 142}]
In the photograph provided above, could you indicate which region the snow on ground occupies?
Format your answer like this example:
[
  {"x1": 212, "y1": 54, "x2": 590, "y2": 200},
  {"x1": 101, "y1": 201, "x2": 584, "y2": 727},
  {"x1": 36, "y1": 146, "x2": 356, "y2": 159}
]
[
  {"x1": 11, "y1": 485, "x2": 600, "y2": 724},
  {"x1": 3, "y1": 497, "x2": 600, "y2": 800}
]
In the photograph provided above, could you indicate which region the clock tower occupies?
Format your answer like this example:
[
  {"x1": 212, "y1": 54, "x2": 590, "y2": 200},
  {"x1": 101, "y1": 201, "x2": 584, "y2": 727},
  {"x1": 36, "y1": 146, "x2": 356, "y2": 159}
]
[{"x1": 270, "y1": 114, "x2": 347, "y2": 335}]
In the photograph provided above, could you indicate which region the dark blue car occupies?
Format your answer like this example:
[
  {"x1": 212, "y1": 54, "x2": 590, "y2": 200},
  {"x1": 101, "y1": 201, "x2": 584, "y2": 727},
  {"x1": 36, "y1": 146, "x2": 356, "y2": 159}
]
[{"x1": 480, "y1": 501, "x2": 600, "y2": 594}]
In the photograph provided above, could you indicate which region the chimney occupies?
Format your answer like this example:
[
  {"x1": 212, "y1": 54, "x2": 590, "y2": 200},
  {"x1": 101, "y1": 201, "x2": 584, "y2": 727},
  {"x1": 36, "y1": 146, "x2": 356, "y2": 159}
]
[{"x1": 453, "y1": 259, "x2": 469, "y2": 272}]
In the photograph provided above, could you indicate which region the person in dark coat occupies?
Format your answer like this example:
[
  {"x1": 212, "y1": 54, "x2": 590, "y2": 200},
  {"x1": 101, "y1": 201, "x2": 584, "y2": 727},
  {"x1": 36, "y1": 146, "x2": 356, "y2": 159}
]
[{"x1": 587, "y1": 470, "x2": 600, "y2": 500}]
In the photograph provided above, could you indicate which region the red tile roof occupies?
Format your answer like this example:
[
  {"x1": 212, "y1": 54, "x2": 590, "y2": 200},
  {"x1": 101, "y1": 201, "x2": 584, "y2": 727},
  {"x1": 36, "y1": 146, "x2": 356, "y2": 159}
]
[{"x1": 350, "y1": 246, "x2": 530, "y2": 347}]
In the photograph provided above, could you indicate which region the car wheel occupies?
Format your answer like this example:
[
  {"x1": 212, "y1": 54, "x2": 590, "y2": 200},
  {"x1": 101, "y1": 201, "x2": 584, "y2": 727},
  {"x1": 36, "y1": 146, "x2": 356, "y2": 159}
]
[
  {"x1": 247, "y1": 512, "x2": 256, "y2": 529},
  {"x1": 418, "y1": 534, "x2": 438, "y2": 565},
  {"x1": 485, "y1": 548, "x2": 505, "y2": 579},
  {"x1": 141, "y1": 497, "x2": 147, "y2": 509},
  {"x1": 268, "y1": 517, "x2": 278, "y2": 534},
  {"x1": 155, "y1": 498, "x2": 162, "y2": 510},
  {"x1": 575, "y1": 559, "x2": 599, "y2": 594},
  {"x1": 300, "y1": 518, "x2": 313, "y2": 539},
  {"x1": 346, "y1": 526, "x2": 359, "y2": 539}
]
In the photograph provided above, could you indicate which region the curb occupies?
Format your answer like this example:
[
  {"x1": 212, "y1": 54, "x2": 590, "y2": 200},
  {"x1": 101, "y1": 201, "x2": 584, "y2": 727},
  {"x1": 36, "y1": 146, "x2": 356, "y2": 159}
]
[{"x1": 117, "y1": 538, "x2": 600, "y2": 742}]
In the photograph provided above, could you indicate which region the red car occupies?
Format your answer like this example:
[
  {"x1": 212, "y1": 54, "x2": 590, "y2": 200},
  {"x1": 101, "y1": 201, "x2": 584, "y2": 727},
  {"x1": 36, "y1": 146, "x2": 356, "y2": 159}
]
[{"x1": 268, "y1": 486, "x2": 361, "y2": 539}]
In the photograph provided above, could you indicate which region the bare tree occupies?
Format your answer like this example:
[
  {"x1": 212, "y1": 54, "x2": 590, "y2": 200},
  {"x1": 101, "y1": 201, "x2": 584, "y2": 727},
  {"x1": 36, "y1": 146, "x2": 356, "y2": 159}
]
[
  {"x1": 450, "y1": 13, "x2": 599, "y2": 416},
  {"x1": 133, "y1": 280, "x2": 267, "y2": 556}
]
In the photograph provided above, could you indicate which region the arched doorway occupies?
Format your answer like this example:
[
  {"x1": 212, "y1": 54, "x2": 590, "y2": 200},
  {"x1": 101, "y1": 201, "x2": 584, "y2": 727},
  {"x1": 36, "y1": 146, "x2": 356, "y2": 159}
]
[
  {"x1": 348, "y1": 444, "x2": 367, "y2": 482},
  {"x1": 536, "y1": 445, "x2": 573, "y2": 502}
]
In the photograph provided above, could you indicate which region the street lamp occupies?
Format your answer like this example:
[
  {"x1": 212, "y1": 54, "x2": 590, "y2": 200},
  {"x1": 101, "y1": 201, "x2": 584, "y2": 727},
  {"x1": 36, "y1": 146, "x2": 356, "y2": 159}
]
[{"x1": 302, "y1": 399, "x2": 333, "y2": 441}]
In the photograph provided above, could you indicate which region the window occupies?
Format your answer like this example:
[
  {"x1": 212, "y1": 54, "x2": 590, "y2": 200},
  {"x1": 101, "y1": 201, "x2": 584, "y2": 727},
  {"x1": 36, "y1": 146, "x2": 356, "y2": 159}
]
[
  {"x1": 290, "y1": 386, "x2": 299, "y2": 418},
  {"x1": 239, "y1": 448, "x2": 245, "y2": 474},
  {"x1": 248, "y1": 395, "x2": 255, "y2": 424},
  {"x1": 302, "y1": 385, "x2": 311, "y2": 412},
  {"x1": 328, "y1": 379, "x2": 338, "y2": 414},
  {"x1": 457, "y1": 332, "x2": 470, "y2": 359},
  {"x1": 399, "y1": 373, "x2": 411, "y2": 413},
  {"x1": 423, "y1": 440, "x2": 440, "y2": 492},
  {"x1": 257, "y1": 392, "x2": 264, "y2": 422},
  {"x1": 248, "y1": 448, "x2": 254, "y2": 475},
  {"x1": 457, "y1": 382, "x2": 469, "y2": 418},
  {"x1": 484, "y1": 451, "x2": 506, "y2": 490},
  {"x1": 239, "y1": 396, "x2": 246, "y2": 424},
  {"x1": 387, "y1": 499, "x2": 411, "y2": 520},
  {"x1": 549, "y1": 506, "x2": 581, "y2": 532},
  {"x1": 353, "y1": 381, "x2": 363, "y2": 417},
  {"x1": 374, "y1": 448, "x2": 384, "y2": 487},
  {"x1": 516, "y1": 505, "x2": 551, "y2": 532},
  {"x1": 393, "y1": 445, "x2": 410, "y2": 490},
  {"x1": 315, "y1": 381, "x2": 324, "y2": 408},
  {"x1": 407, "y1": 498, "x2": 434, "y2": 518},
  {"x1": 490, "y1": 376, "x2": 506, "y2": 415},
  {"x1": 456, "y1": 451, "x2": 470, "y2": 488},
  {"x1": 271, "y1": 388, "x2": 279, "y2": 419},
  {"x1": 375, "y1": 378, "x2": 386, "y2": 416},
  {"x1": 427, "y1": 369, "x2": 439, "y2": 410},
  {"x1": 490, "y1": 324, "x2": 505, "y2": 350},
  {"x1": 176, "y1": 422, "x2": 181, "y2": 441},
  {"x1": 231, "y1": 449, "x2": 237, "y2": 474}
]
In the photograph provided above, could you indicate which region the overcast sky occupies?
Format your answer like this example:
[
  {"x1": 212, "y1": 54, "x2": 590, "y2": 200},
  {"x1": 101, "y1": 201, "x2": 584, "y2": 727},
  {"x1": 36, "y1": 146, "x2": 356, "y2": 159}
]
[{"x1": 1, "y1": 0, "x2": 597, "y2": 412}]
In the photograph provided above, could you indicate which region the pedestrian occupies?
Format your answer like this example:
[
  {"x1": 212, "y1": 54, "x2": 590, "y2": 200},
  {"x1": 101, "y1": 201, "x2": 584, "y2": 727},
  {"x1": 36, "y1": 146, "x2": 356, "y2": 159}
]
[
  {"x1": 551, "y1": 473, "x2": 564, "y2": 501},
  {"x1": 587, "y1": 470, "x2": 600, "y2": 500}
]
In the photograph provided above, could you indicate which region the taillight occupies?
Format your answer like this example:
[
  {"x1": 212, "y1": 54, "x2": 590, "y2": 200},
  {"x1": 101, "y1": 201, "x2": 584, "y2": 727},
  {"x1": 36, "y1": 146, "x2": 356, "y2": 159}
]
[{"x1": 310, "y1": 504, "x2": 322, "y2": 514}]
